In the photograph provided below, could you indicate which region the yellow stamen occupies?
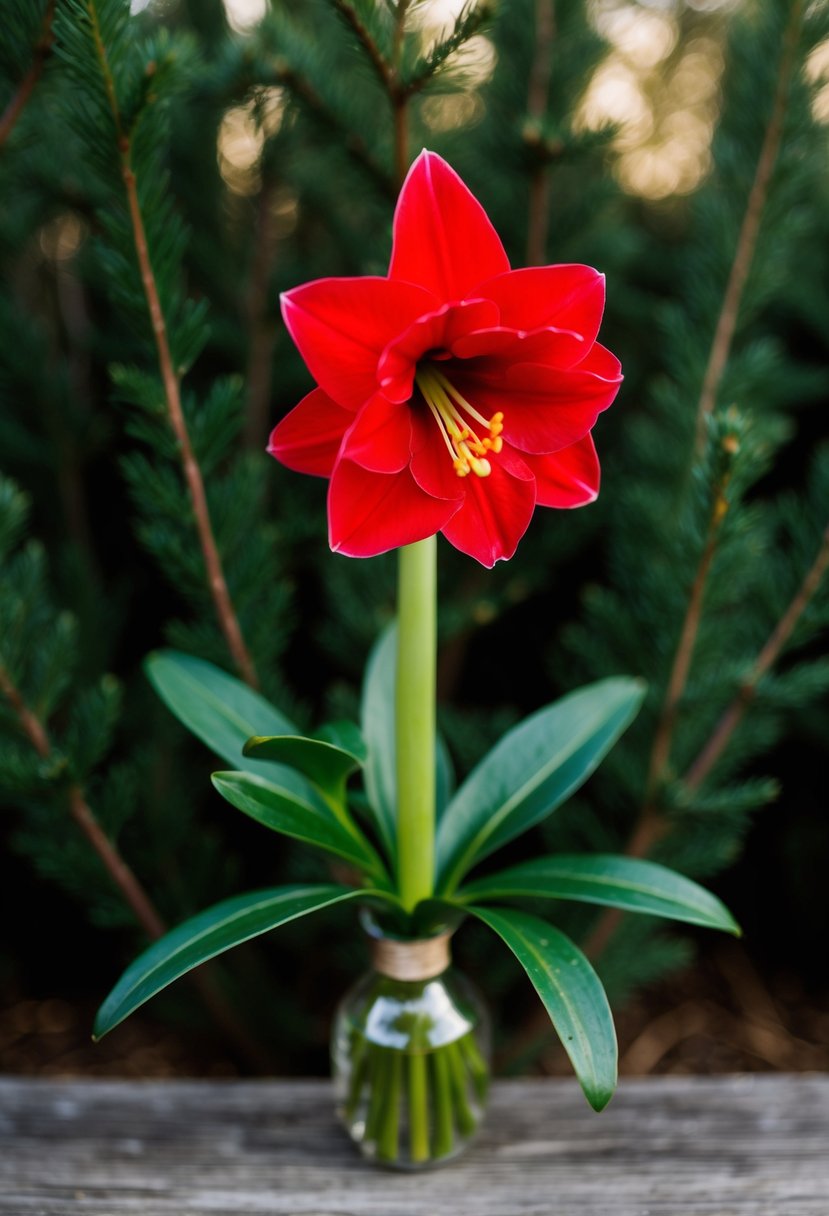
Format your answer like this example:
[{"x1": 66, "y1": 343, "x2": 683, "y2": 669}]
[{"x1": 415, "y1": 365, "x2": 504, "y2": 479}]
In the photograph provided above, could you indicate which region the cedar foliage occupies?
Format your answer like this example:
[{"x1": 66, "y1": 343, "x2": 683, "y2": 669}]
[{"x1": 1, "y1": 0, "x2": 827, "y2": 1071}]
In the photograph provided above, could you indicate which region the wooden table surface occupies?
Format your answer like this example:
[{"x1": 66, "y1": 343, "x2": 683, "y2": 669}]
[{"x1": 2, "y1": 1074, "x2": 828, "y2": 1215}]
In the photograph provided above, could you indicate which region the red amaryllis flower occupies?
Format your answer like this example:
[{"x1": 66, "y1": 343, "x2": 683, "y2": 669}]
[{"x1": 269, "y1": 151, "x2": 622, "y2": 566}]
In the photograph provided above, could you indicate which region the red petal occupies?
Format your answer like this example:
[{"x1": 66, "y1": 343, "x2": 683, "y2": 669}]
[
  {"x1": 389, "y1": 151, "x2": 510, "y2": 301},
  {"x1": 440, "y1": 446, "x2": 536, "y2": 568},
  {"x1": 524, "y1": 434, "x2": 600, "y2": 508},
  {"x1": 281, "y1": 277, "x2": 435, "y2": 410},
  {"x1": 340, "y1": 393, "x2": 412, "y2": 473},
  {"x1": 267, "y1": 388, "x2": 352, "y2": 477},
  {"x1": 328, "y1": 459, "x2": 460, "y2": 558},
  {"x1": 409, "y1": 409, "x2": 466, "y2": 502},
  {"x1": 453, "y1": 345, "x2": 622, "y2": 454},
  {"x1": 475, "y1": 266, "x2": 606, "y2": 368}
]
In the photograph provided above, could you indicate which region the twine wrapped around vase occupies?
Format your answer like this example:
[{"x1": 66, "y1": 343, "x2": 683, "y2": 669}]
[{"x1": 370, "y1": 931, "x2": 452, "y2": 981}]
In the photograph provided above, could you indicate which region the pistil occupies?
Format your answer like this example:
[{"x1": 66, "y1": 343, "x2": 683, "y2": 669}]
[{"x1": 415, "y1": 366, "x2": 504, "y2": 478}]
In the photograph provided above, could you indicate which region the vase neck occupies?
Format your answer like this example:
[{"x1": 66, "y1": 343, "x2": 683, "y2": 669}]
[{"x1": 371, "y1": 931, "x2": 452, "y2": 981}]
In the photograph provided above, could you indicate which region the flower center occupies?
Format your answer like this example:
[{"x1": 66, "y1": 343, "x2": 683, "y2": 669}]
[{"x1": 414, "y1": 365, "x2": 503, "y2": 479}]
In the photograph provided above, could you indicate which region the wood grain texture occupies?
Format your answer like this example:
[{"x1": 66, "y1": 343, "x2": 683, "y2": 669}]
[{"x1": 2, "y1": 1075, "x2": 828, "y2": 1215}]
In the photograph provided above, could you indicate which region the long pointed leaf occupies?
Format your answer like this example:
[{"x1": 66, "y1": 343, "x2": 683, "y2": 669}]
[
  {"x1": 94, "y1": 885, "x2": 378, "y2": 1038},
  {"x1": 468, "y1": 905, "x2": 617, "y2": 1111},
  {"x1": 360, "y1": 624, "x2": 397, "y2": 861},
  {"x1": 459, "y1": 855, "x2": 741, "y2": 935},
  {"x1": 145, "y1": 650, "x2": 311, "y2": 800},
  {"x1": 435, "y1": 731, "x2": 454, "y2": 821},
  {"x1": 437, "y1": 678, "x2": 645, "y2": 893},
  {"x1": 212, "y1": 771, "x2": 386, "y2": 876},
  {"x1": 360, "y1": 623, "x2": 456, "y2": 863}
]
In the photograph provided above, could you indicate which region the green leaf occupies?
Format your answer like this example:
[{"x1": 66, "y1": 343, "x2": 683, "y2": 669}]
[
  {"x1": 435, "y1": 731, "x2": 454, "y2": 820},
  {"x1": 211, "y1": 771, "x2": 387, "y2": 876},
  {"x1": 145, "y1": 650, "x2": 312, "y2": 800},
  {"x1": 458, "y1": 855, "x2": 741, "y2": 935},
  {"x1": 468, "y1": 905, "x2": 617, "y2": 1111},
  {"x1": 94, "y1": 885, "x2": 379, "y2": 1038},
  {"x1": 360, "y1": 624, "x2": 398, "y2": 862},
  {"x1": 360, "y1": 623, "x2": 457, "y2": 859},
  {"x1": 146, "y1": 649, "x2": 293, "y2": 763},
  {"x1": 436, "y1": 678, "x2": 646, "y2": 893},
  {"x1": 314, "y1": 719, "x2": 368, "y2": 762},
  {"x1": 243, "y1": 733, "x2": 364, "y2": 799}
]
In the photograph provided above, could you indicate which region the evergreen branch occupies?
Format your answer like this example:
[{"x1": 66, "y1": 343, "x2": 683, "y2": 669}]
[
  {"x1": 0, "y1": 659, "x2": 166, "y2": 940},
  {"x1": 243, "y1": 181, "x2": 278, "y2": 451},
  {"x1": 524, "y1": 0, "x2": 555, "y2": 265},
  {"x1": 1, "y1": 649, "x2": 270, "y2": 1068},
  {"x1": 583, "y1": 450, "x2": 735, "y2": 963},
  {"x1": 392, "y1": 0, "x2": 411, "y2": 69},
  {"x1": 331, "y1": 0, "x2": 392, "y2": 91},
  {"x1": 401, "y1": 2, "x2": 492, "y2": 99},
  {"x1": 693, "y1": 0, "x2": 803, "y2": 454},
  {"x1": 66, "y1": 784, "x2": 167, "y2": 939},
  {"x1": 684, "y1": 519, "x2": 829, "y2": 793},
  {"x1": 0, "y1": 0, "x2": 56, "y2": 149},
  {"x1": 584, "y1": 501, "x2": 828, "y2": 966},
  {"x1": 85, "y1": 0, "x2": 259, "y2": 689},
  {"x1": 270, "y1": 58, "x2": 392, "y2": 195},
  {"x1": 391, "y1": 0, "x2": 411, "y2": 187},
  {"x1": 643, "y1": 461, "x2": 734, "y2": 809},
  {"x1": 330, "y1": 0, "x2": 413, "y2": 184}
]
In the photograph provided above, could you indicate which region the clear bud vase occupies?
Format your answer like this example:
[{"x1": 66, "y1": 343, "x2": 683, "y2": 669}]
[{"x1": 331, "y1": 918, "x2": 491, "y2": 1169}]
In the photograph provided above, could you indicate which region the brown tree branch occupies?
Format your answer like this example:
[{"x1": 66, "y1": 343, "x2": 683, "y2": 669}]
[
  {"x1": 683, "y1": 520, "x2": 829, "y2": 793},
  {"x1": 585, "y1": 3, "x2": 805, "y2": 962},
  {"x1": 584, "y1": 516, "x2": 829, "y2": 965},
  {"x1": 525, "y1": 0, "x2": 556, "y2": 265},
  {"x1": 643, "y1": 472, "x2": 732, "y2": 806},
  {"x1": 243, "y1": 181, "x2": 279, "y2": 451},
  {"x1": 270, "y1": 59, "x2": 392, "y2": 197},
  {"x1": 390, "y1": 0, "x2": 412, "y2": 188},
  {"x1": 693, "y1": 0, "x2": 803, "y2": 454},
  {"x1": 581, "y1": 459, "x2": 734, "y2": 962},
  {"x1": 0, "y1": 0, "x2": 55, "y2": 150},
  {"x1": 67, "y1": 784, "x2": 167, "y2": 940},
  {"x1": 0, "y1": 660, "x2": 272, "y2": 1067},
  {"x1": 0, "y1": 660, "x2": 166, "y2": 940},
  {"x1": 331, "y1": 0, "x2": 392, "y2": 91},
  {"x1": 86, "y1": 0, "x2": 259, "y2": 688}
]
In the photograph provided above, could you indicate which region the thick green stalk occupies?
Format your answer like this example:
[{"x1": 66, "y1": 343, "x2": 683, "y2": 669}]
[
  {"x1": 430, "y1": 1047, "x2": 454, "y2": 1156},
  {"x1": 377, "y1": 1051, "x2": 402, "y2": 1161},
  {"x1": 408, "y1": 1052, "x2": 430, "y2": 1162},
  {"x1": 395, "y1": 536, "x2": 437, "y2": 911}
]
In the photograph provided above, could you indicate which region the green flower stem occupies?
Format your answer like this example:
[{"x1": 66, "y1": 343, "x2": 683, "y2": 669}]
[
  {"x1": 459, "y1": 1029, "x2": 490, "y2": 1104},
  {"x1": 364, "y1": 1047, "x2": 388, "y2": 1144},
  {"x1": 343, "y1": 1032, "x2": 368, "y2": 1123},
  {"x1": 446, "y1": 1040, "x2": 477, "y2": 1135},
  {"x1": 345, "y1": 1036, "x2": 485, "y2": 1165},
  {"x1": 429, "y1": 1045, "x2": 454, "y2": 1157},
  {"x1": 395, "y1": 536, "x2": 437, "y2": 912},
  {"x1": 407, "y1": 1051, "x2": 430, "y2": 1162},
  {"x1": 377, "y1": 1050, "x2": 402, "y2": 1161}
]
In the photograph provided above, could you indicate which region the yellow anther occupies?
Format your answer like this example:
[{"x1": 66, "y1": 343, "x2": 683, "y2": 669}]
[
  {"x1": 458, "y1": 441, "x2": 491, "y2": 478},
  {"x1": 415, "y1": 365, "x2": 504, "y2": 480}
]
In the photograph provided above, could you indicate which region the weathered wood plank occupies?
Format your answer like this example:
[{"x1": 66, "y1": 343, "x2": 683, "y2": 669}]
[{"x1": 2, "y1": 1075, "x2": 828, "y2": 1215}]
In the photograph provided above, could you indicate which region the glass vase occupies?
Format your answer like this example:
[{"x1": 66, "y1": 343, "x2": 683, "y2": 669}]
[{"x1": 331, "y1": 919, "x2": 491, "y2": 1169}]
